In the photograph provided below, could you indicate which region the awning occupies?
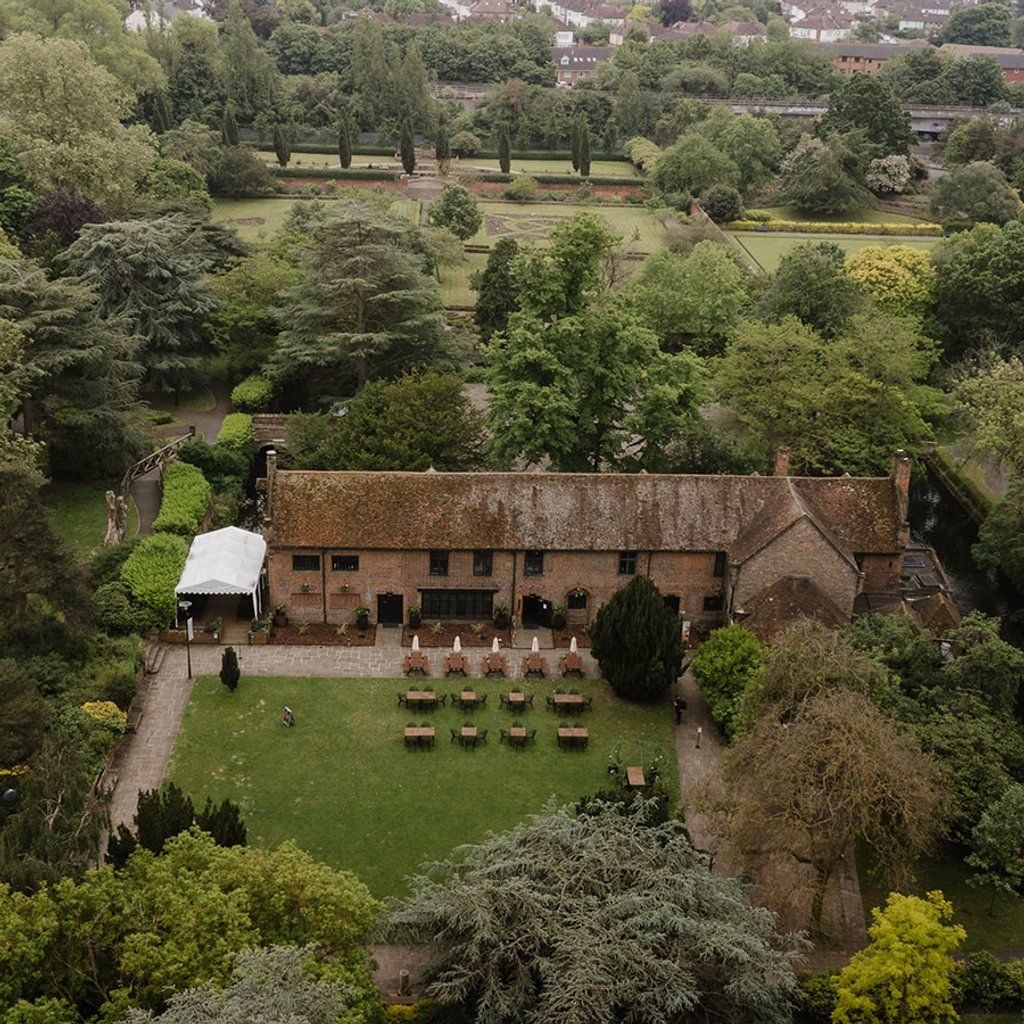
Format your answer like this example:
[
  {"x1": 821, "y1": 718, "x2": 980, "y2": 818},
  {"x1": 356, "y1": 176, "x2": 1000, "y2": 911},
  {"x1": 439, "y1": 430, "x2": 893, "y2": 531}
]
[{"x1": 175, "y1": 526, "x2": 267, "y2": 614}]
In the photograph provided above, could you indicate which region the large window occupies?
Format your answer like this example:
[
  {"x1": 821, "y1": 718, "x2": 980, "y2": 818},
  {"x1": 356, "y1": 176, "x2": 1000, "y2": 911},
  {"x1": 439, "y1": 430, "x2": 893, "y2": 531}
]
[
  {"x1": 567, "y1": 590, "x2": 588, "y2": 610},
  {"x1": 420, "y1": 589, "x2": 494, "y2": 620},
  {"x1": 473, "y1": 550, "x2": 493, "y2": 576},
  {"x1": 618, "y1": 550, "x2": 637, "y2": 576},
  {"x1": 713, "y1": 551, "x2": 727, "y2": 578},
  {"x1": 703, "y1": 595, "x2": 724, "y2": 612},
  {"x1": 292, "y1": 554, "x2": 320, "y2": 572},
  {"x1": 332, "y1": 555, "x2": 359, "y2": 572},
  {"x1": 429, "y1": 550, "x2": 449, "y2": 576},
  {"x1": 524, "y1": 550, "x2": 544, "y2": 576}
]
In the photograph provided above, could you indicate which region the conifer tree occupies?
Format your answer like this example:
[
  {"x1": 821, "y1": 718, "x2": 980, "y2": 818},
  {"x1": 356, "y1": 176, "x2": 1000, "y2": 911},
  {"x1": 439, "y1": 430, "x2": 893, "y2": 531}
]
[
  {"x1": 602, "y1": 118, "x2": 617, "y2": 154},
  {"x1": 472, "y1": 236, "x2": 519, "y2": 341},
  {"x1": 221, "y1": 105, "x2": 240, "y2": 146},
  {"x1": 137, "y1": 782, "x2": 196, "y2": 855},
  {"x1": 589, "y1": 575, "x2": 684, "y2": 700},
  {"x1": 570, "y1": 118, "x2": 580, "y2": 171},
  {"x1": 497, "y1": 125, "x2": 511, "y2": 174},
  {"x1": 435, "y1": 120, "x2": 450, "y2": 171},
  {"x1": 271, "y1": 124, "x2": 290, "y2": 168},
  {"x1": 579, "y1": 118, "x2": 591, "y2": 178},
  {"x1": 399, "y1": 121, "x2": 416, "y2": 175},
  {"x1": 196, "y1": 796, "x2": 248, "y2": 847},
  {"x1": 338, "y1": 113, "x2": 353, "y2": 169},
  {"x1": 220, "y1": 646, "x2": 240, "y2": 692}
]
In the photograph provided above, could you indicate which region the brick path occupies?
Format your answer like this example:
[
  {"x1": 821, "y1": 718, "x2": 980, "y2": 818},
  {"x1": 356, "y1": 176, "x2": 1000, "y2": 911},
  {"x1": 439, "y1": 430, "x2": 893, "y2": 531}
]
[{"x1": 106, "y1": 639, "x2": 597, "y2": 830}]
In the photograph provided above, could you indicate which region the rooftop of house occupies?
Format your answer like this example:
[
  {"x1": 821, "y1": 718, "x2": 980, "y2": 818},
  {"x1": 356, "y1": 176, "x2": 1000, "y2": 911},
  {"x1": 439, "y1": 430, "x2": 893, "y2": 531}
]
[
  {"x1": 812, "y1": 38, "x2": 931, "y2": 57},
  {"x1": 939, "y1": 42, "x2": 1024, "y2": 67},
  {"x1": 741, "y1": 575, "x2": 848, "y2": 640},
  {"x1": 553, "y1": 44, "x2": 612, "y2": 66},
  {"x1": 267, "y1": 469, "x2": 906, "y2": 555},
  {"x1": 721, "y1": 19, "x2": 768, "y2": 34},
  {"x1": 652, "y1": 18, "x2": 718, "y2": 35}
]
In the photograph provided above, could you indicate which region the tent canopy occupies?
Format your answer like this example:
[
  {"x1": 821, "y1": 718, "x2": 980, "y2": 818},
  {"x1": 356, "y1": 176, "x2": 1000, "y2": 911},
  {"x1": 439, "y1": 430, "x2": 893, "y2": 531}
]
[{"x1": 176, "y1": 527, "x2": 267, "y2": 608}]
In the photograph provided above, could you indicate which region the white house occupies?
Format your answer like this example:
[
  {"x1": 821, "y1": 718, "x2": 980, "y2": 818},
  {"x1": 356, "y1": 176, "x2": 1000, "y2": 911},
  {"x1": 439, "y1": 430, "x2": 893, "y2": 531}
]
[{"x1": 125, "y1": 0, "x2": 210, "y2": 32}]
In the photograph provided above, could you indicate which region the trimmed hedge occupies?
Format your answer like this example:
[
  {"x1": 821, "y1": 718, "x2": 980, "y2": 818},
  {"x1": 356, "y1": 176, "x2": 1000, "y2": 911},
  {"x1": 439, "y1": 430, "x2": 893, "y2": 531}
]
[
  {"x1": 271, "y1": 166, "x2": 399, "y2": 181},
  {"x1": 231, "y1": 374, "x2": 274, "y2": 412},
  {"x1": 120, "y1": 533, "x2": 189, "y2": 627},
  {"x1": 217, "y1": 412, "x2": 255, "y2": 451},
  {"x1": 257, "y1": 142, "x2": 627, "y2": 162},
  {"x1": 153, "y1": 461, "x2": 213, "y2": 538},
  {"x1": 727, "y1": 219, "x2": 942, "y2": 236}
]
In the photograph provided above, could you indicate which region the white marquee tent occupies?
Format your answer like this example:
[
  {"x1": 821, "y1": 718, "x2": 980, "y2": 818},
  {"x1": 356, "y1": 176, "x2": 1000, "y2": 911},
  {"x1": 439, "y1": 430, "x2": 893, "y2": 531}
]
[{"x1": 175, "y1": 526, "x2": 267, "y2": 614}]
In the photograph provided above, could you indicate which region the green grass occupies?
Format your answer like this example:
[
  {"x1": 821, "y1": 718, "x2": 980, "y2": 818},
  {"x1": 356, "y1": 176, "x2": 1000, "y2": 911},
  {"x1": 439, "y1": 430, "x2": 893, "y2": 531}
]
[
  {"x1": 860, "y1": 844, "x2": 1024, "y2": 953},
  {"x1": 747, "y1": 206, "x2": 926, "y2": 225},
  {"x1": 728, "y1": 231, "x2": 939, "y2": 272},
  {"x1": 963, "y1": 1015, "x2": 1020, "y2": 1024},
  {"x1": 169, "y1": 675, "x2": 678, "y2": 897},
  {"x1": 438, "y1": 252, "x2": 488, "y2": 307},
  {"x1": 466, "y1": 157, "x2": 640, "y2": 178},
  {"x1": 211, "y1": 197, "x2": 421, "y2": 242},
  {"x1": 469, "y1": 201, "x2": 668, "y2": 253},
  {"x1": 259, "y1": 151, "x2": 401, "y2": 169},
  {"x1": 42, "y1": 480, "x2": 139, "y2": 561}
]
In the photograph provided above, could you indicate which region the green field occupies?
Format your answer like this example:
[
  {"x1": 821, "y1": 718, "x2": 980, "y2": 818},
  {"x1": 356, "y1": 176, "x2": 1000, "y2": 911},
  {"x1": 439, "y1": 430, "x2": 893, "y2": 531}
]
[
  {"x1": 438, "y1": 252, "x2": 487, "y2": 307},
  {"x1": 169, "y1": 675, "x2": 678, "y2": 896},
  {"x1": 747, "y1": 206, "x2": 926, "y2": 225},
  {"x1": 470, "y1": 201, "x2": 668, "y2": 253},
  {"x1": 211, "y1": 197, "x2": 421, "y2": 242},
  {"x1": 466, "y1": 157, "x2": 639, "y2": 178},
  {"x1": 729, "y1": 231, "x2": 938, "y2": 272},
  {"x1": 259, "y1": 151, "x2": 400, "y2": 169},
  {"x1": 42, "y1": 480, "x2": 139, "y2": 561}
]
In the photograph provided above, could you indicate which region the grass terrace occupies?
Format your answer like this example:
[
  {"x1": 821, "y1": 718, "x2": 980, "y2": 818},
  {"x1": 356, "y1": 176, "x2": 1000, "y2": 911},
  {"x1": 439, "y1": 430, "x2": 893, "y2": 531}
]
[
  {"x1": 169, "y1": 674, "x2": 678, "y2": 896},
  {"x1": 211, "y1": 197, "x2": 421, "y2": 242},
  {"x1": 745, "y1": 205, "x2": 924, "y2": 225},
  {"x1": 728, "y1": 232, "x2": 939, "y2": 272},
  {"x1": 438, "y1": 252, "x2": 487, "y2": 307}
]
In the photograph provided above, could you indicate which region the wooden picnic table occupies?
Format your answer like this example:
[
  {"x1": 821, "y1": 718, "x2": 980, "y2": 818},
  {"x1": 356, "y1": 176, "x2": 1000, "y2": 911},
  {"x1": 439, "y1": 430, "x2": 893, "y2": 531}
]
[
  {"x1": 407, "y1": 689, "x2": 436, "y2": 702},
  {"x1": 509, "y1": 726, "x2": 527, "y2": 740},
  {"x1": 552, "y1": 693, "x2": 585, "y2": 707},
  {"x1": 460, "y1": 690, "x2": 476, "y2": 701},
  {"x1": 506, "y1": 691, "x2": 527, "y2": 709},
  {"x1": 460, "y1": 725, "x2": 478, "y2": 739},
  {"x1": 626, "y1": 765, "x2": 647, "y2": 788},
  {"x1": 403, "y1": 651, "x2": 429, "y2": 675},
  {"x1": 557, "y1": 726, "x2": 589, "y2": 750},
  {"x1": 444, "y1": 652, "x2": 468, "y2": 676},
  {"x1": 404, "y1": 725, "x2": 435, "y2": 748},
  {"x1": 483, "y1": 652, "x2": 508, "y2": 676},
  {"x1": 559, "y1": 651, "x2": 585, "y2": 677},
  {"x1": 522, "y1": 653, "x2": 547, "y2": 677}
]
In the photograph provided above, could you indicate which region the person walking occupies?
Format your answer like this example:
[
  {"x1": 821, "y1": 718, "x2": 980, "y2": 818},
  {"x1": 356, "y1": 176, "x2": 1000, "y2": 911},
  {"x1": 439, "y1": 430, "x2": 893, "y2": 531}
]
[{"x1": 673, "y1": 695, "x2": 687, "y2": 725}]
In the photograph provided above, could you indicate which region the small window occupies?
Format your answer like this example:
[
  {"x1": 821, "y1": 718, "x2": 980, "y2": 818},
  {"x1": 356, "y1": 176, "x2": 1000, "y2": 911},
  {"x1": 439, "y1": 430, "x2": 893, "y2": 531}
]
[
  {"x1": 473, "y1": 549, "x2": 493, "y2": 576},
  {"x1": 567, "y1": 590, "x2": 588, "y2": 610},
  {"x1": 618, "y1": 550, "x2": 637, "y2": 576},
  {"x1": 332, "y1": 555, "x2": 359, "y2": 572},
  {"x1": 703, "y1": 594, "x2": 724, "y2": 612},
  {"x1": 524, "y1": 550, "x2": 544, "y2": 576},
  {"x1": 429, "y1": 550, "x2": 449, "y2": 576},
  {"x1": 713, "y1": 551, "x2": 726, "y2": 578},
  {"x1": 292, "y1": 554, "x2": 320, "y2": 572}
]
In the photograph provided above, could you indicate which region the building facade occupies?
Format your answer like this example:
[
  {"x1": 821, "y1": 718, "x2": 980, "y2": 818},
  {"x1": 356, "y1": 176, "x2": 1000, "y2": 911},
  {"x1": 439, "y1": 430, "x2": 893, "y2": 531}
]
[{"x1": 263, "y1": 453, "x2": 912, "y2": 639}]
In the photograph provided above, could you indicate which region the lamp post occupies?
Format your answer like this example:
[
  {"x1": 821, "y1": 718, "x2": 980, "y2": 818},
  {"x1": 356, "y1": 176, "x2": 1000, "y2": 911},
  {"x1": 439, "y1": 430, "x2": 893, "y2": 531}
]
[{"x1": 179, "y1": 599, "x2": 193, "y2": 680}]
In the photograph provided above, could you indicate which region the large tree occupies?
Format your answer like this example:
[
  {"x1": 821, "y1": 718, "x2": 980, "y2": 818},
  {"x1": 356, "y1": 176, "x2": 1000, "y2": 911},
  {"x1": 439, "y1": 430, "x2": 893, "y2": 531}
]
[
  {"x1": 939, "y1": 2, "x2": 1012, "y2": 45},
  {"x1": 386, "y1": 801, "x2": 801, "y2": 1024},
  {"x1": 0, "y1": 34, "x2": 156, "y2": 210},
  {"x1": 61, "y1": 216, "x2": 218, "y2": 395},
  {"x1": 821, "y1": 74, "x2": 915, "y2": 157},
  {"x1": 723, "y1": 687, "x2": 946, "y2": 933},
  {"x1": 845, "y1": 244, "x2": 936, "y2": 320},
  {"x1": 930, "y1": 160, "x2": 1022, "y2": 225},
  {"x1": 966, "y1": 783, "x2": 1024, "y2": 910},
  {"x1": 486, "y1": 212, "x2": 707, "y2": 471},
  {"x1": 471, "y1": 236, "x2": 519, "y2": 342},
  {"x1": 653, "y1": 132, "x2": 740, "y2": 196},
  {"x1": 777, "y1": 134, "x2": 869, "y2": 215},
  {"x1": 268, "y1": 203, "x2": 450, "y2": 402},
  {"x1": 973, "y1": 480, "x2": 1024, "y2": 592},
  {"x1": 691, "y1": 624, "x2": 764, "y2": 737},
  {"x1": 427, "y1": 184, "x2": 482, "y2": 241}
]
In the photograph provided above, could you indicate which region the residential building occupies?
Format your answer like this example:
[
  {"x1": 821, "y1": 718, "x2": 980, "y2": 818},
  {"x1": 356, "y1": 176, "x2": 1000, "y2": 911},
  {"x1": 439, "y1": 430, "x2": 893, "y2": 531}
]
[
  {"x1": 939, "y1": 42, "x2": 1024, "y2": 83},
  {"x1": 466, "y1": 0, "x2": 518, "y2": 21},
  {"x1": 789, "y1": 10, "x2": 854, "y2": 41},
  {"x1": 262, "y1": 452, "x2": 915, "y2": 642},
  {"x1": 722, "y1": 19, "x2": 769, "y2": 43},
  {"x1": 536, "y1": 0, "x2": 625, "y2": 29},
  {"x1": 812, "y1": 38, "x2": 931, "y2": 74},
  {"x1": 553, "y1": 44, "x2": 612, "y2": 84},
  {"x1": 125, "y1": 0, "x2": 210, "y2": 31}
]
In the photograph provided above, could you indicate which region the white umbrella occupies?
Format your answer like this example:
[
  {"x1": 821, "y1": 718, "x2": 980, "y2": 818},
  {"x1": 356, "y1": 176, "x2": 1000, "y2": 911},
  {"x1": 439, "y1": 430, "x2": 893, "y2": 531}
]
[
  {"x1": 453, "y1": 635, "x2": 462, "y2": 653},
  {"x1": 531, "y1": 636, "x2": 539, "y2": 653},
  {"x1": 570, "y1": 636, "x2": 578, "y2": 654},
  {"x1": 491, "y1": 637, "x2": 500, "y2": 653},
  {"x1": 412, "y1": 635, "x2": 420, "y2": 652}
]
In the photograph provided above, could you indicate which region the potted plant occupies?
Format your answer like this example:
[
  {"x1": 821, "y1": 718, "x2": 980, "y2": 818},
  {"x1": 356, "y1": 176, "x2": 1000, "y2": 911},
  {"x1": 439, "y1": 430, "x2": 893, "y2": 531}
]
[
  {"x1": 409, "y1": 604, "x2": 422, "y2": 629},
  {"x1": 355, "y1": 604, "x2": 370, "y2": 630},
  {"x1": 249, "y1": 617, "x2": 270, "y2": 645},
  {"x1": 493, "y1": 603, "x2": 510, "y2": 630},
  {"x1": 551, "y1": 603, "x2": 567, "y2": 630},
  {"x1": 205, "y1": 617, "x2": 223, "y2": 641},
  {"x1": 273, "y1": 603, "x2": 288, "y2": 628},
  {"x1": 300, "y1": 582, "x2": 312, "y2": 594}
]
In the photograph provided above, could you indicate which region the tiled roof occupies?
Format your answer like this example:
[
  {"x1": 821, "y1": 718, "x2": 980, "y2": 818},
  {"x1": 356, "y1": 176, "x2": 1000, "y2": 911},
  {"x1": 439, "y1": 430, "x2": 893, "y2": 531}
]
[
  {"x1": 743, "y1": 575, "x2": 848, "y2": 640},
  {"x1": 940, "y1": 42, "x2": 1024, "y2": 68},
  {"x1": 268, "y1": 470, "x2": 904, "y2": 554}
]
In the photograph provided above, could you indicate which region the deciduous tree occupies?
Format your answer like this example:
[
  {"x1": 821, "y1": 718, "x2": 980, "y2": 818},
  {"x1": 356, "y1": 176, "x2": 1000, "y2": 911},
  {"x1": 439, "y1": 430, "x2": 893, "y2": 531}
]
[
  {"x1": 930, "y1": 161, "x2": 1022, "y2": 224},
  {"x1": 428, "y1": 184, "x2": 482, "y2": 241},
  {"x1": 821, "y1": 74, "x2": 915, "y2": 156},
  {"x1": 691, "y1": 624, "x2": 763, "y2": 736},
  {"x1": 967, "y1": 783, "x2": 1024, "y2": 910},
  {"x1": 778, "y1": 134, "x2": 869, "y2": 215},
  {"x1": 845, "y1": 244, "x2": 936, "y2": 319}
]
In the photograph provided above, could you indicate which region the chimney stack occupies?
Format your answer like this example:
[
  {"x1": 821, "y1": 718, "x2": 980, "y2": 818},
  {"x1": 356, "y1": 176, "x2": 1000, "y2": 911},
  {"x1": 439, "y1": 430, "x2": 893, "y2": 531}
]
[
  {"x1": 890, "y1": 449, "x2": 911, "y2": 497},
  {"x1": 774, "y1": 445, "x2": 790, "y2": 476}
]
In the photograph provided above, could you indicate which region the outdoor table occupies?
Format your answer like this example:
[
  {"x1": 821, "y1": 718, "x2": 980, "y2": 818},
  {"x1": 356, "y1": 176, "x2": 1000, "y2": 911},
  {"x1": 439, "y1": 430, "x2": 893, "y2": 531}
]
[
  {"x1": 403, "y1": 652, "x2": 429, "y2": 676},
  {"x1": 406, "y1": 689, "x2": 436, "y2": 710},
  {"x1": 483, "y1": 652, "x2": 508, "y2": 677},
  {"x1": 460, "y1": 726, "x2": 478, "y2": 739},
  {"x1": 508, "y1": 725, "x2": 527, "y2": 749},
  {"x1": 457, "y1": 690, "x2": 478, "y2": 710},
  {"x1": 557, "y1": 726, "x2": 589, "y2": 749},
  {"x1": 507, "y1": 691, "x2": 526, "y2": 710},
  {"x1": 404, "y1": 726, "x2": 435, "y2": 748},
  {"x1": 552, "y1": 693, "x2": 585, "y2": 708},
  {"x1": 559, "y1": 652, "x2": 585, "y2": 677},
  {"x1": 522, "y1": 653, "x2": 547, "y2": 677},
  {"x1": 445, "y1": 652, "x2": 467, "y2": 676},
  {"x1": 626, "y1": 765, "x2": 647, "y2": 788}
]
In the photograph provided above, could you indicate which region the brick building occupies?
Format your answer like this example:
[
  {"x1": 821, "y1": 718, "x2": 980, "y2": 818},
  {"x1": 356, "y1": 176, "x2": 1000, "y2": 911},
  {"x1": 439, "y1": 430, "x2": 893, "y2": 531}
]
[
  {"x1": 812, "y1": 39, "x2": 931, "y2": 75},
  {"x1": 939, "y1": 43, "x2": 1024, "y2": 83},
  {"x1": 263, "y1": 452, "x2": 912, "y2": 638}
]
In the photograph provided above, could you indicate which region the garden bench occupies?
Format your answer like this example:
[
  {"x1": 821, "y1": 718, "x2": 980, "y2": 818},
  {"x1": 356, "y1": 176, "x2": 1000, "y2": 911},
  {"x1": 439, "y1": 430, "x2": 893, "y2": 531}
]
[
  {"x1": 483, "y1": 652, "x2": 509, "y2": 677},
  {"x1": 626, "y1": 765, "x2": 647, "y2": 788},
  {"x1": 522, "y1": 653, "x2": 547, "y2": 678},
  {"x1": 403, "y1": 652, "x2": 429, "y2": 676},
  {"x1": 559, "y1": 652, "x2": 585, "y2": 677},
  {"x1": 444, "y1": 652, "x2": 468, "y2": 676},
  {"x1": 126, "y1": 707, "x2": 143, "y2": 733}
]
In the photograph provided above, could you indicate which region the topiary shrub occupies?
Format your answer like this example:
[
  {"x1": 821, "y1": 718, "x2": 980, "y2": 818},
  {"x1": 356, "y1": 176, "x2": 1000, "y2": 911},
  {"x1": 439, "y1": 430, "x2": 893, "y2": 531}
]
[
  {"x1": 230, "y1": 374, "x2": 274, "y2": 412},
  {"x1": 691, "y1": 623, "x2": 764, "y2": 736},
  {"x1": 502, "y1": 174, "x2": 539, "y2": 201},
  {"x1": 589, "y1": 576, "x2": 684, "y2": 701},
  {"x1": 450, "y1": 131, "x2": 480, "y2": 158},
  {"x1": 216, "y1": 412, "x2": 255, "y2": 451},
  {"x1": 153, "y1": 461, "x2": 213, "y2": 538},
  {"x1": 119, "y1": 533, "x2": 189, "y2": 626},
  {"x1": 700, "y1": 184, "x2": 744, "y2": 224}
]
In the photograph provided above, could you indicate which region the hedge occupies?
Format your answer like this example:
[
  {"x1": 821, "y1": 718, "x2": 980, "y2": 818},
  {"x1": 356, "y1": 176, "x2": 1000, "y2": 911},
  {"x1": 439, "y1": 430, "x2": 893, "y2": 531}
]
[
  {"x1": 231, "y1": 374, "x2": 274, "y2": 412},
  {"x1": 120, "y1": 533, "x2": 189, "y2": 627},
  {"x1": 727, "y1": 219, "x2": 943, "y2": 236},
  {"x1": 153, "y1": 461, "x2": 213, "y2": 538},
  {"x1": 255, "y1": 142, "x2": 628, "y2": 162},
  {"x1": 271, "y1": 166, "x2": 399, "y2": 181},
  {"x1": 217, "y1": 412, "x2": 255, "y2": 451}
]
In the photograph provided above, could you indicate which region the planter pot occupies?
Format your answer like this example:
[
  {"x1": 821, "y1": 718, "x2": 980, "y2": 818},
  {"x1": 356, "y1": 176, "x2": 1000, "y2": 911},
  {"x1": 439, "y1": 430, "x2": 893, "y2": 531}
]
[
  {"x1": 273, "y1": 612, "x2": 287, "y2": 628},
  {"x1": 356, "y1": 614, "x2": 370, "y2": 631},
  {"x1": 409, "y1": 614, "x2": 422, "y2": 629},
  {"x1": 249, "y1": 631, "x2": 269, "y2": 645}
]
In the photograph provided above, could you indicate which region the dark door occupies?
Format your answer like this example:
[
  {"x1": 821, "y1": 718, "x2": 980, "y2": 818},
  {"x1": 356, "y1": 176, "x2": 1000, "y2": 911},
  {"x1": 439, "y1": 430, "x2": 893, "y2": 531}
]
[
  {"x1": 521, "y1": 595, "x2": 552, "y2": 628},
  {"x1": 377, "y1": 592, "x2": 403, "y2": 625},
  {"x1": 663, "y1": 595, "x2": 680, "y2": 615}
]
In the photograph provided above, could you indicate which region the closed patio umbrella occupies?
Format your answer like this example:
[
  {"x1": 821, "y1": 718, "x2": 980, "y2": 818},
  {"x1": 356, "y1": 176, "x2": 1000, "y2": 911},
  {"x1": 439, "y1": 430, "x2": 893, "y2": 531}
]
[
  {"x1": 453, "y1": 636, "x2": 462, "y2": 653},
  {"x1": 412, "y1": 635, "x2": 420, "y2": 651},
  {"x1": 570, "y1": 636, "x2": 578, "y2": 654},
  {"x1": 491, "y1": 637, "x2": 500, "y2": 653},
  {"x1": 531, "y1": 636, "x2": 539, "y2": 653}
]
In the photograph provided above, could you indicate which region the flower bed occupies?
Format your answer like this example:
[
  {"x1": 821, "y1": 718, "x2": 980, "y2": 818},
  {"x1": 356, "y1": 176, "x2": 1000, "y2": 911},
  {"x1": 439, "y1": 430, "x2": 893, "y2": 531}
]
[
  {"x1": 553, "y1": 627, "x2": 591, "y2": 649},
  {"x1": 270, "y1": 622, "x2": 377, "y2": 646},
  {"x1": 728, "y1": 219, "x2": 942, "y2": 236},
  {"x1": 402, "y1": 623, "x2": 512, "y2": 648}
]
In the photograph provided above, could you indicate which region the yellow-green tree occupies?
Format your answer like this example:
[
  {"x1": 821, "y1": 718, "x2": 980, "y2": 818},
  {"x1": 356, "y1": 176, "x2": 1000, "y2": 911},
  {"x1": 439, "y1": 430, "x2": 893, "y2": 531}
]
[
  {"x1": 846, "y1": 245, "x2": 937, "y2": 320},
  {"x1": 832, "y1": 891, "x2": 965, "y2": 1024}
]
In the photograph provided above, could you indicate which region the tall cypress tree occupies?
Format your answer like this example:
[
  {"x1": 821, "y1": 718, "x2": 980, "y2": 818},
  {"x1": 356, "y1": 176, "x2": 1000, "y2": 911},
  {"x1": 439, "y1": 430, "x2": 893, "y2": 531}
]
[
  {"x1": 196, "y1": 796, "x2": 248, "y2": 847},
  {"x1": 602, "y1": 118, "x2": 617, "y2": 155},
  {"x1": 220, "y1": 646, "x2": 240, "y2": 692},
  {"x1": 221, "y1": 105, "x2": 240, "y2": 146},
  {"x1": 435, "y1": 121, "x2": 450, "y2": 170},
  {"x1": 272, "y1": 124, "x2": 290, "y2": 168},
  {"x1": 570, "y1": 117, "x2": 580, "y2": 172},
  {"x1": 338, "y1": 113, "x2": 353, "y2": 169},
  {"x1": 579, "y1": 119, "x2": 591, "y2": 178},
  {"x1": 400, "y1": 121, "x2": 416, "y2": 175},
  {"x1": 497, "y1": 125, "x2": 511, "y2": 174}
]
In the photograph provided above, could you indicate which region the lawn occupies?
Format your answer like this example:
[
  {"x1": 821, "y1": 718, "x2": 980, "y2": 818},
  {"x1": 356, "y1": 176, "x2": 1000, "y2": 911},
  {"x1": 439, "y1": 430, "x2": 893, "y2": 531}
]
[
  {"x1": 42, "y1": 480, "x2": 138, "y2": 561},
  {"x1": 728, "y1": 231, "x2": 939, "y2": 272},
  {"x1": 438, "y1": 252, "x2": 487, "y2": 307},
  {"x1": 746, "y1": 206, "x2": 926, "y2": 225},
  {"x1": 260, "y1": 151, "x2": 401, "y2": 169},
  {"x1": 465, "y1": 157, "x2": 640, "y2": 178},
  {"x1": 469, "y1": 201, "x2": 668, "y2": 253},
  {"x1": 859, "y1": 843, "x2": 1024, "y2": 953},
  {"x1": 169, "y1": 674, "x2": 678, "y2": 896},
  {"x1": 211, "y1": 197, "x2": 421, "y2": 242}
]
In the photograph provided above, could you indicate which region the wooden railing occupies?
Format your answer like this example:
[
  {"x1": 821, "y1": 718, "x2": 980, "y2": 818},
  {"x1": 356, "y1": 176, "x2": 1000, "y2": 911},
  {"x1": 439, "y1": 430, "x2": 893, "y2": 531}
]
[{"x1": 119, "y1": 428, "x2": 195, "y2": 498}]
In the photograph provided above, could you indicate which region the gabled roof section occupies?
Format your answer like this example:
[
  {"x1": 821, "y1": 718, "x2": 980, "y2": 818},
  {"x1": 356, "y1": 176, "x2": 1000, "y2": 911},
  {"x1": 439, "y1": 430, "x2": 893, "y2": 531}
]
[{"x1": 743, "y1": 575, "x2": 848, "y2": 640}]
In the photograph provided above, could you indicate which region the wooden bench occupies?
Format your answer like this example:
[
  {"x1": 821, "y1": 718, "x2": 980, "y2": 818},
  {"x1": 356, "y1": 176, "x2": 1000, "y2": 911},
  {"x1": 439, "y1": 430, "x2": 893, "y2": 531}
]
[
  {"x1": 626, "y1": 765, "x2": 647, "y2": 788},
  {"x1": 559, "y1": 652, "x2": 585, "y2": 677},
  {"x1": 126, "y1": 707, "x2": 143, "y2": 733},
  {"x1": 403, "y1": 652, "x2": 429, "y2": 676}
]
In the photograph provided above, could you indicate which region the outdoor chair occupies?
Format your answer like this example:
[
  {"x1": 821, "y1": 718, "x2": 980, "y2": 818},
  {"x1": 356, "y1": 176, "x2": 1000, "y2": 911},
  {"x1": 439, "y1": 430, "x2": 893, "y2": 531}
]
[
  {"x1": 569, "y1": 688, "x2": 580, "y2": 695},
  {"x1": 437, "y1": 693, "x2": 448, "y2": 707},
  {"x1": 450, "y1": 728, "x2": 460, "y2": 744},
  {"x1": 584, "y1": 696, "x2": 593, "y2": 710},
  {"x1": 477, "y1": 694, "x2": 487, "y2": 707},
  {"x1": 397, "y1": 693, "x2": 408, "y2": 707},
  {"x1": 545, "y1": 695, "x2": 556, "y2": 710},
  {"x1": 477, "y1": 729, "x2": 488, "y2": 745},
  {"x1": 526, "y1": 728, "x2": 537, "y2": 745},
  {"x1": 500, "y1": 728, "x2": 510, "y2": 744},
  {"x1": 524, "y1": 694, "x2": 534, "y2": 707},
  {"x1": 500, "y1": 693, "x2": 510, "y2": 709}
]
